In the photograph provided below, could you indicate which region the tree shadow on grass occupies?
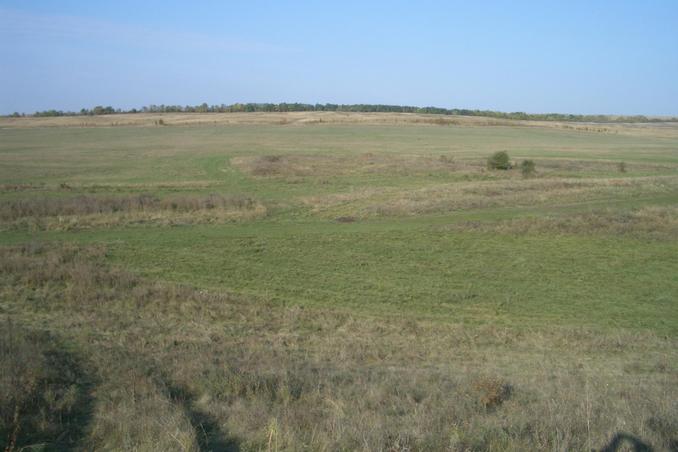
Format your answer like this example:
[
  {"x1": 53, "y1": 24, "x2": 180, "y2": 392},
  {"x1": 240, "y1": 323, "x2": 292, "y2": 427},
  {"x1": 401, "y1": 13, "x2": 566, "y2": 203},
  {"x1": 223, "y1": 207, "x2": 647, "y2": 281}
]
[
  {"x1": 165, "y1": 382, "x2": 240, "y2": 452},
  {"x1": 1, "y1": 325, "x2": 96, "y2": 452},
  {"x1": 599, "y1": 432, "x2": 654, "y2": 452}
]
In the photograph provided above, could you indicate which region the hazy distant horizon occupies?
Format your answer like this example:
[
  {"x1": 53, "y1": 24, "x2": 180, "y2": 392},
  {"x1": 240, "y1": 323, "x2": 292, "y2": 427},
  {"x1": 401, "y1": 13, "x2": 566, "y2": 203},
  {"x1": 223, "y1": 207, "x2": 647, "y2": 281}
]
[{"x1": 1, "y1": 1, "x2": 677, "y2": 116}]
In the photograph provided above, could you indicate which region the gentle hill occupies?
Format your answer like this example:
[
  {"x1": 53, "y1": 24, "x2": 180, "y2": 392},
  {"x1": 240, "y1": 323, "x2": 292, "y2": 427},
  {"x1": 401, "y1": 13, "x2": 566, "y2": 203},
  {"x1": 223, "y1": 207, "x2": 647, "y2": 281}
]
[{"x1": 3, "y1": 111, "x2": 678, "y2": 138}]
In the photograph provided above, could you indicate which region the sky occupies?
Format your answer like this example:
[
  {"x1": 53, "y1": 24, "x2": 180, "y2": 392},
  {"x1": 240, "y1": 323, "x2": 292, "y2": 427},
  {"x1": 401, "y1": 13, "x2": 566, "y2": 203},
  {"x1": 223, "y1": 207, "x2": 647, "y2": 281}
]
[{"x1": 1, "y1": 0, "x2": 677, "y2": 115}]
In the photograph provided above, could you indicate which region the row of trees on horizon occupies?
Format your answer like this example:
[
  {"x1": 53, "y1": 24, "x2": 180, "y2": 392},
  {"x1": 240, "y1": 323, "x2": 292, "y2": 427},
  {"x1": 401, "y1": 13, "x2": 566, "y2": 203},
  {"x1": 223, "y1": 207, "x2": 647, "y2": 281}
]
[{"x1": 8, "y1": 103, "x2": 674, "y2": 123}]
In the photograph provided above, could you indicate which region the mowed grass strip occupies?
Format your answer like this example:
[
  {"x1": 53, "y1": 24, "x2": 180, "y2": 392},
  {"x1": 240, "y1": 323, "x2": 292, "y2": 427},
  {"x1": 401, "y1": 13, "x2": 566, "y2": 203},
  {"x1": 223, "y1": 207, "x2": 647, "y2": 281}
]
[{"x1": 85, "y1": 223, "x2": 676, "y2": 335}]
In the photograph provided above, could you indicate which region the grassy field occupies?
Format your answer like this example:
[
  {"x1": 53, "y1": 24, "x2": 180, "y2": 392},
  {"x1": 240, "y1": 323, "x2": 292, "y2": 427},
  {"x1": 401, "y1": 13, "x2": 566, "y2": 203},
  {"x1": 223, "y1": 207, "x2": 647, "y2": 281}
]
[{"x1": 1, "y1": 114, "x2": 677, "y2": 451}]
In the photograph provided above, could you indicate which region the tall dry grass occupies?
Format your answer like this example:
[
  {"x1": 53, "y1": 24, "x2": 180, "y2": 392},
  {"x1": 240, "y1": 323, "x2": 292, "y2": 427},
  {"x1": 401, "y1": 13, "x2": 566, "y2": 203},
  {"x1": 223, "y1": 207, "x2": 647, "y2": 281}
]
[
  {"x1": 304, "y1": 175, "x2": 678, "y2": 218},
  {"x1": 1, "y1": 243, "x2": 676, "y2": 451},
  {"x1": 445, "y1": 205, "x2": 678, "y2": 240},
  {"x1": 0, "y1": 193, "x2": 266, "y2": 230}
]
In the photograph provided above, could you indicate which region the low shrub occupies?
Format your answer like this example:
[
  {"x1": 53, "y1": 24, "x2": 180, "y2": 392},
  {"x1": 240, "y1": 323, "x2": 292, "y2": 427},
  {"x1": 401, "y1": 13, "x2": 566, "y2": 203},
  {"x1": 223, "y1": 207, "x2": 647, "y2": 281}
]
[
  {"x1": 250, "y1": 155, "x2": 285, "y2": 176},
  {"x1": 521, "y1": 159, "x2": 536, "y2": 177},
  {"x1": 472, "y1": 376, "x2": 512, "y2": 409},
  {"x1": 487, "y1": 151, "x2": 512, "y2": 170}
]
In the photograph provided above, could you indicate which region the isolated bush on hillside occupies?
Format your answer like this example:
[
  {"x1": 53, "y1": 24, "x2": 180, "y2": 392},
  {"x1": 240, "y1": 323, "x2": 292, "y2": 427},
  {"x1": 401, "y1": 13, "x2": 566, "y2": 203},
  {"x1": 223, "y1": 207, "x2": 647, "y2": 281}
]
[
  {"x1": 487, "y1": 151, "x2": 511, "y2": 170},
  {"x1": 520, "y1": 159, "x2": 536, "y2": 178}
]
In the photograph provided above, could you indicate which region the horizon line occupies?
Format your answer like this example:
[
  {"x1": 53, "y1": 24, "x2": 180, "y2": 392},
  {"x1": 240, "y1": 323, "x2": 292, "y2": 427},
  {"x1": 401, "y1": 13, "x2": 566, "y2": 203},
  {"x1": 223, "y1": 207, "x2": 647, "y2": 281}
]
[{"x1": 6, "y1": 102, "x2": 678, "y2": 122}]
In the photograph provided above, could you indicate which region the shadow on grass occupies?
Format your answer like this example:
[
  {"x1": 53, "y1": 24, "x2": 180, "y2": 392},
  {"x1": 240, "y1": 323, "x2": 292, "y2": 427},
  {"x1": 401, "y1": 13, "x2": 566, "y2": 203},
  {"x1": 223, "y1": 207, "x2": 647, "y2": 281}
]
[
  {"x1": 1, "y1": 325, "x2": 96, "y2": 452},
  {"x1": 166, "y1": 382, "x2": 240, "y2": 452},
  {"x1": 600, "y1": 432, "x2": 654, "y2": 452}
]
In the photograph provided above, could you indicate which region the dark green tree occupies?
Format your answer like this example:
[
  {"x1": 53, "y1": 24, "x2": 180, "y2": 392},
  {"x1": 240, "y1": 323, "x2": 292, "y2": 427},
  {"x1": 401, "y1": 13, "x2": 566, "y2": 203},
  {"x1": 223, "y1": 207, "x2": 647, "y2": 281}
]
[{"x1": 487, "y1": 151, "x2": 511, "y2": 170}]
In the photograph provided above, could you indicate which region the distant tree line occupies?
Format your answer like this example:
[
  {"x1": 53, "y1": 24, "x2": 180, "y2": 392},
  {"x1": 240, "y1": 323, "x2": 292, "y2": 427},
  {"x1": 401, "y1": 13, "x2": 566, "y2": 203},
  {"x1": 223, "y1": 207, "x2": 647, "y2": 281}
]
[
  {"x1": 11, "y1": 103, "x2": 677, "y2": 123},
  {"x1": 25, "y1": 106, "x2": 120, "y2": 117}
]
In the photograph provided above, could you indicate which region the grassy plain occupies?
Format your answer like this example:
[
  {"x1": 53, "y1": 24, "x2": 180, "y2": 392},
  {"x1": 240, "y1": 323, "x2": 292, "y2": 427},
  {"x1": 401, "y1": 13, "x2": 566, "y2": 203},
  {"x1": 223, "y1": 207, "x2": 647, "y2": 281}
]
[{"x1": 1, "y1": 113, "x2": 677, "y2": 450}]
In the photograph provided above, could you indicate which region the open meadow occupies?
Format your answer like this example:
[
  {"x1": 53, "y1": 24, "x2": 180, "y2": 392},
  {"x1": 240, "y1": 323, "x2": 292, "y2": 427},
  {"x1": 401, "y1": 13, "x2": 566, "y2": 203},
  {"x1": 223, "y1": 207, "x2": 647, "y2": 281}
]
[{"x1": 1, "y1": 113, "x2": 677, "y2": 451}]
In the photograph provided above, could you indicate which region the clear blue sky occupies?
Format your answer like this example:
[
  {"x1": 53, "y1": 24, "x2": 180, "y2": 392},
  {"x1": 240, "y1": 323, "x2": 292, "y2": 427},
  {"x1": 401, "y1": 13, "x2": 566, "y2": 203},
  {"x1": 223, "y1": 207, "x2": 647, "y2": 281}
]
[{"x1": 1, "y1": 0, "x2": 677, "y2": 115}]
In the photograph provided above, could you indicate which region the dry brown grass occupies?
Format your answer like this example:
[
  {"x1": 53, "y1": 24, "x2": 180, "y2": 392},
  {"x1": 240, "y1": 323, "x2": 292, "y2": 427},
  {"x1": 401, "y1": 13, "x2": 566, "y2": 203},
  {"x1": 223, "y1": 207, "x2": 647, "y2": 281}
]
[
  {"x1": 0, "y1": 112, "x2": 512, "y2": 129},
  {"x1": 0, "y1": 184, "x2": 45, "y2": 192},
  {"x1": 0, "y1": 112, "x2": 521, "y2": 129},
  {"x1": 304, "y1": 175, "x2": 678, "y2": 218},
  {"x1": 232, "y1": 153, "x2": 474, "y2": 178},
  {"x1": 472, "y1": 377, "x2": 513, "y2": 410},
  {"x1": 3, "y1": 112, "x2": 678, "y2": 137},
  {"x1": 533, "y1": 158, "x2": 675, "y2": 174},
  {"x1": 445, "y1": 205, "x2": 678, "y2": 240},
  {"x1": 0, "y1": 193, "x2": 266, "y2": 231},
  {"x1": 236, "y1": 153, "x2": 675, "y2": 183},
  {"x1": 1, "y1": 244, "x2": 676, "y2": 451}
]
